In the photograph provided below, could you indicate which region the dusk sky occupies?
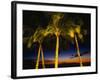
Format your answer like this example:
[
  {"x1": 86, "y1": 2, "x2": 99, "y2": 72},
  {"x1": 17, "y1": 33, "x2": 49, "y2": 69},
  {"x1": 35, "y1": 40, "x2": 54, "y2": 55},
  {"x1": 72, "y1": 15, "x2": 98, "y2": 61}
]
[{"x1": 23, "y1": 10, "x2": 91, "y2": 64}]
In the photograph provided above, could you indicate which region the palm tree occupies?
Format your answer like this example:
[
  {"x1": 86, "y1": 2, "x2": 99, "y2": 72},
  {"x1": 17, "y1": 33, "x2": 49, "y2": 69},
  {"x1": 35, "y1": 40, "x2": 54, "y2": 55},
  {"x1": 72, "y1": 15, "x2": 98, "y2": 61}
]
[
  {"x1": 27, "y1": 27, "x2": 48, "y2": 69},
  {"x1": 45, "y1": 13, "x2": 64, "y2": 68},
  {"x1": 27, "y1": 13, "x2": 64, "y2": 69},
  {"x1": 65, "y1": 24, "x2": 84, "y2": 67}
]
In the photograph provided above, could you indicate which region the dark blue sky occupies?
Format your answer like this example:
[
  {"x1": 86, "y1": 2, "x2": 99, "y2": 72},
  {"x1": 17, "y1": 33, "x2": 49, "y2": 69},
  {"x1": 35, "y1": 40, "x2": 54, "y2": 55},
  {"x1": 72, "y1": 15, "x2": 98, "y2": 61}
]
[
  {"x1": 23, "y1": 41, "x2": 90, "y2": 60},
  {"x1": 23, "y1": 10, "x2": 90, "y2": 61}
]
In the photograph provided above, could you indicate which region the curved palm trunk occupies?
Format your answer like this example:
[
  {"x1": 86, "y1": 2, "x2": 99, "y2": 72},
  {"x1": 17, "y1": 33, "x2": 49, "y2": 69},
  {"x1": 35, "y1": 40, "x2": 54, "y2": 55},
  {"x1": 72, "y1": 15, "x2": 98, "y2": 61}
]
[
  {"x1": 35, "y1": 44, "x2": 45, "y2": 69},
  {"x1": 35, "y1": 45, "x2": 41, "y2": 69},
  {"x1": 75, "y1": 35, "x2": 83, "y2": 67},
  {"x1": 41, "y1": 47, "x2": 45, "y2": 68},
  {"x1": 55, "y1": 35, "x2": 59, "y2": 68}
]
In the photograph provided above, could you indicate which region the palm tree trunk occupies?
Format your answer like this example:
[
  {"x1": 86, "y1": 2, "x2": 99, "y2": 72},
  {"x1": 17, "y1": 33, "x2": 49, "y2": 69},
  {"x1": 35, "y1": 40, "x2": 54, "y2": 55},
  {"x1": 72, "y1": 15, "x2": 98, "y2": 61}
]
[
  {"x1": 41, "y1": 46, "x2": 45, "y2": 68},
  {"x1": 35, "y1": 45, "x2": 41, "y2": 69},
  {"x1": 55, "y1": 35, "x2": 59, "y2": 68},
  {"x1": 75, "y1": 35, "x2": 83, "y2": 67}
]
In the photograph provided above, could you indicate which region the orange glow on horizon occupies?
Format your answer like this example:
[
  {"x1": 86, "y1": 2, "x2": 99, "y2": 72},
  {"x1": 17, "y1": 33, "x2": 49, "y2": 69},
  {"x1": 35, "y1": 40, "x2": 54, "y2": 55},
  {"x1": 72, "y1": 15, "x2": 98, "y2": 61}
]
[{"x1": 39, "y1": 57, "x2": 90, "y2": 65}]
